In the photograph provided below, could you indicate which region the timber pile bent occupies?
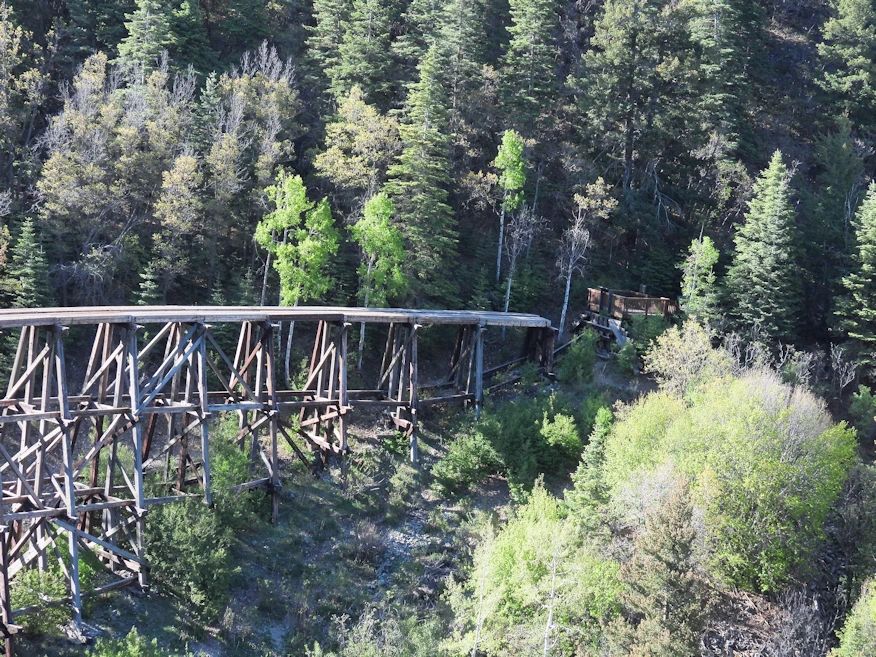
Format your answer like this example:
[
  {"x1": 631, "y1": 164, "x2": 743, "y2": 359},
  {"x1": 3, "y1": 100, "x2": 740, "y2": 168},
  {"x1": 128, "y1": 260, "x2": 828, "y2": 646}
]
[{"x1": 0, "y1": 306, "x2": 554, "y2": 654}]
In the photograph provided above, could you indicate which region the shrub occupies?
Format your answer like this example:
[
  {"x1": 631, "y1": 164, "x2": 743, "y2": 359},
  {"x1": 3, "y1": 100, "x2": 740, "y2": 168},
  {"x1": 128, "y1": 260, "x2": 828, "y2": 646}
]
[
  {"x1": 146, "y1": 499, "x2": 238, "y2": 620},
  {"x1": 566, "y1": 406, "x2": 614, "y2": 529},
  {"x1": 431, "y1": 432, "x2": 501, "y2": 497},
  {"x1": 627, "y1": 314, "x2": 668, "y2": 347},
  {"x1": 210, "y1": 414, "x2": 265, "y2": 530},
  {"x1": 849, "y1": 385, "x2": 876, "y2": 436},
  {"x1": 602, "y1": 370, "x2": 857, "y2": 592},
  {"x1": 88, "y1": 627, "x2": 193, "y2": 656},
  {"x1": 10, "y1": 563, "x2": 68, "y2": 635},
  {"x1": 643, "y1": 321, "x2": 733, "y2": 397},
  {"x1": 444, "y1": 482, "x2": 621, "y2": 656},
  {"x1": 615, "y1": 339, "x2": 638, "y2": 374},
  {"x1": 558, "y1": 329, "x2": 598, "y2": 386},
  {"x1": 831, "y1": 578, "x2": 876, "y2": 657}
]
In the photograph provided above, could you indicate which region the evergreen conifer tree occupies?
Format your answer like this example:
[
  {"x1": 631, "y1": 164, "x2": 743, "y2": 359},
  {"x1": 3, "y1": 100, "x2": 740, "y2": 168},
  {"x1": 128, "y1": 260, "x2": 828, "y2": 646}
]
[
  {"x1": 6, "y1": 218, "x2": 51, "y2": 309},
  {"x1": 305, "y1": 0, "x2": 353, "y2": 83},
  {"x1": 169, "y1": 0, "x2": 216, "y2": 74},
  {"x1": 134, "y1": 262, "x2": 163, "y2": 305},
  {"x1": 501, "y1": 0, "x2": 558, "y2": 133},
  {"x1": 818, "y1": 0, "x2": 876, "y2": 132},
  {"x1": 117, "y1": 0, "x2": 175, "y2": 73},
  {"x1": 726, "y1": 151, "x2": 802, "y2": 340},
  {"x1": 328, "y1": 0, "x2": 394, "y2": 107},
  {"x1": 679, "y1": 235, "x2": 721, "y2": 324},
  {"x1": 385, "y1": 46, "x2": 459, "y2": 306},
  {"x1": 839, "y1": 182, "x2": 876, "y2": 364},
  {"x1": 437, "y1": 0, "x2": 486, "y2": 123}
]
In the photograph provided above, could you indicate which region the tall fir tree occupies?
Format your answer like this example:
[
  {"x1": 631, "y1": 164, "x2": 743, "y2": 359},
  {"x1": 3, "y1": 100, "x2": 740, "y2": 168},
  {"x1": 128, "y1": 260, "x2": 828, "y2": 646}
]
[
  {"x1": 116, "y1": 0, "x2": 175, "y2": 73},
  {"x1": 501, "y1": 0, "x2": 558, "y2": 134},
  {"x1": 305, "y1": 0, "x2": 353, "y2": 83},
  {"x1": 328, "y1": 0, "x2": 395, "y2": 107},
  {"x1": 817, "y1": 0, "x2": 876, "y2": 133},
  {"x1": 169, "y1": 0, "x2": 217, "y2": 74},
  {"x1": 839, "y1": 182, "x2": 876, "y2": 365},
  {"x1": 6, "y1": 217, "x2": 51, "y2": 309},
  {"x1": 726, "y1": 151, "x2": 802, "y2": 340},
  {"x1": 385, "y1": 46, "x2": 459, "y2": 306},
  {"x1": 437, "y1": 0, "x2": 486, "y2": 122},
  {"x1": 393, "y1": 0, "x2": 445, "y2": 84}
]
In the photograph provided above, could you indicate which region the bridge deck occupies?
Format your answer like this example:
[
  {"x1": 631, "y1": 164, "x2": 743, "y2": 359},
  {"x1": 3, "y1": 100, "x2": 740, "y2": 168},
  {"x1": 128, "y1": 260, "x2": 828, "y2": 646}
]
[{"x1": 0, "y1": 306, "x2": 553, "y2": 329}]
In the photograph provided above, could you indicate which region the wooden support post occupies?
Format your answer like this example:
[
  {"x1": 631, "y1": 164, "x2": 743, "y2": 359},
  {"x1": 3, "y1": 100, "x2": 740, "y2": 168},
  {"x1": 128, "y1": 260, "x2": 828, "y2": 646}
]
[
  {"x1": 409, "y1": 324, "x2": 420, "y2": 464},
  {"x1": 197, "y1": 326, "x2": 212, "y2": 508},
  {"x1": 53, "y1": 327, "x2": 82, "y2": 625},
  {"x1": 474, "y1": 324, "x2": 485, "y2": 421},
  {"x1": 264, "y1": 323, "x2": 280, "y2": 525},
  {"x1": 125, "y1": 325, "x2": 148, "y2": 590},
  {"x1": 337, "y1": 323, "x2": 350, "y2": 454},
  {"x1": 0, "y1": 525, "x2": 14, "y2": 657}
]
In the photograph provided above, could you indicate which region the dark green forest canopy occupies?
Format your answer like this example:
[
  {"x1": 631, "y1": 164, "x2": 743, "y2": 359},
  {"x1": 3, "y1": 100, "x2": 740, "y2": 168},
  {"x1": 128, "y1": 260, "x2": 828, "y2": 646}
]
[{"x1": 0, "y1": 0, "x2": 873, "y2": 342}]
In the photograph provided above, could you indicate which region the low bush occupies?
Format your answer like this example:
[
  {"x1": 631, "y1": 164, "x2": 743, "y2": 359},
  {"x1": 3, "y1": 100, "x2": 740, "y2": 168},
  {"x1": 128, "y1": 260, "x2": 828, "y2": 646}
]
[
  {"x1": 615, "y1": 339, "x2": 638, "y2": 374},
  {"x1": 557, "y1": 329, "x2": 598, "y2": 386},
  {"x1": 849, "y1": 385, "x2": 876, "y2": 436},
  {"x1": 146, "y1": 498, "x2": 238, "y2": 620},
  {"x1": 601, "y1": 369, "x2": 857, "y2": 592},
  {"x1": 431, "y1": 432, "x2": 501, "y2": 497},
  {"x1": 87, "y1": 627, "x2": 194, "y2": 656},
  {"x1": 831, "y1": 578, "x2": 876, "y2": 657},
  {"x1": 10, "y1": 563, "x2": 68, "y2": 635},
  {"x1": 627, "y1": 314, "x2": 668, "y2": 347},
  {"x1": 210, "y1": 414, "x2": 266, "y2": 530}
]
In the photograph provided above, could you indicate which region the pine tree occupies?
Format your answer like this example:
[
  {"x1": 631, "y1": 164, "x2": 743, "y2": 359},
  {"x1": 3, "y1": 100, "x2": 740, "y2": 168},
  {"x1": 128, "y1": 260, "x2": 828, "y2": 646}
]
[
  {"x1": 117, "y1": 0, "x2": 175, "y2": 73},
  {"x1": 393, "y1": 0, "x2": 445, "y2": 83},
  {"x1": 134, "y1": 262, "x2": 162, "y2": 305},
  {"x1": 6, "y1": 218, "x2": 51, "y2": 309},
  {"x1": 839, "y1": 183, "x2": 876, "y2": 365},
  {"x1": 328, "y1": 0, "x2": 394, "y2": 107},
  {"x1": 437, "y1": 0, "x2": 486, "y2": 124},
  {"x1": 817, "y1": 0, "x2": 876, "y2": 132},
  {"x1": 809, "y1": 118, "x2": 863, "y2": 332},
  {"x1": 609, "y1": 477, "x2": 711, "y2": 657},
  {"x1": 385, "y1": 46, "x2": 459, "y2": 306},
  {"x1": 726, "y1": 151, "x2": 802, "y2": 340},
  {"x1": 169, "y1": 0, "x2": 217, "y2": 74},
  {"x1": 305, "y1": 0, "x2": 353, "y2": 82},
  {"x1": 501, "y1": 0, "x2": 558, "y2": 133}
]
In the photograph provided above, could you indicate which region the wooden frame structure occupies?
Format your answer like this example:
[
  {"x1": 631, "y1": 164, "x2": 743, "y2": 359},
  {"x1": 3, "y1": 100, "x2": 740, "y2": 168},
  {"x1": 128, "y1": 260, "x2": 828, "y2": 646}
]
[
  {"x1": 587, "y1": 287, "x2": 678, "y2": 319},
  {"x1": 0, "y1": 306, "x2": 553, "y2": 654}
]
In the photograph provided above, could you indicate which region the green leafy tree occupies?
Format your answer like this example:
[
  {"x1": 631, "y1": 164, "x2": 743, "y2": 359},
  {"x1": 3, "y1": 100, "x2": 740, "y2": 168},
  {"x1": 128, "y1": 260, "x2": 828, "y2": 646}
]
[
  {"x1": 678, "y1": 235, "x2": 720, "y2": 323},
  {"x1": 255, "y1": 170, "x2": 340, "y2": 308},
  {"x1": 385, "y1": 46, "x2": 459, "y2": 306},
  {"x1": 5, "y1": 217, "x2": 51, "y2": 308},
  {"x1": 313, "y1": 85, "x2": 401, "y2": 205},
  {"x1": 818, "y1": 0, "x2": 876, "y2": 132},
  {"x1": 116, "y1": 0, "x2": 175, "y2": 72},
  {"x1": 726, "y1": 151, "x2": 802, "y2": 340},
  {"x1": 493, "y1": 129, "x2": 526, "y2": 283},
  {"x1": 830, "y1": 577, "x2": 876, "y2": 657},
  {"x1": 602, "y1": 369, "x2": 857, "y2": 592},
  {"x1": 350, "y1": 192, "x2": 406, "y2": 368},
  {"x1": 445, "y1": 483, "x2": 621, "y2": 656},
  {"x1": 839, "y1": 182, "x2": 876, "y2": 364}
]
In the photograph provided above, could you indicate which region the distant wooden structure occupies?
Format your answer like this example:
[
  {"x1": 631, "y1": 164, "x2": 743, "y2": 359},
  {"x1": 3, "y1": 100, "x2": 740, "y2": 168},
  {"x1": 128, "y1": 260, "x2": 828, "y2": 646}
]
[
  {"x1": 0, "y1": 305, "x2": 554, "y2": 654},
  {"x1": 587, "y1": 287, "x2": 678, "y2": 320},
  {"x1": 574, "y1": 288, "x2": 679, "y2": 348}
]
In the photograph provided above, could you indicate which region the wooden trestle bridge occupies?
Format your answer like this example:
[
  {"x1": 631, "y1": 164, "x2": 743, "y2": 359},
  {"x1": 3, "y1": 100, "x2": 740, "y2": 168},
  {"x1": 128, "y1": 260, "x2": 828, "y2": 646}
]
[{"x1": 0, "y1": 305, "x2": 554, "y2": 653}]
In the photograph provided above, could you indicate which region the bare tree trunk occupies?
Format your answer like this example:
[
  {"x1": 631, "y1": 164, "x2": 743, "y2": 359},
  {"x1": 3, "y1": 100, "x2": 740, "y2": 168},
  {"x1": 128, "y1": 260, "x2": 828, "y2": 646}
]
[
  {"x1": 502, "y1": 255, "x2": 516, "y2": 339},
  {"x1": 357, "y1": 287, "x2": 371, "y2": 371},
  {"x1": 496, "y1": 194, "x2": 507, "y2": 283},
  {"x1": 260, "y1": 251, "x2": 271, "y2": 305},
  {"x1": 543, "y1": 553, "x2": 558, "y2": 657},
  {"x1": 284, "y1": 298, "x2": 299, "y2": 388},
  {"x1": 558, "y1": 271, "x2": 572, "y2": 341}
]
